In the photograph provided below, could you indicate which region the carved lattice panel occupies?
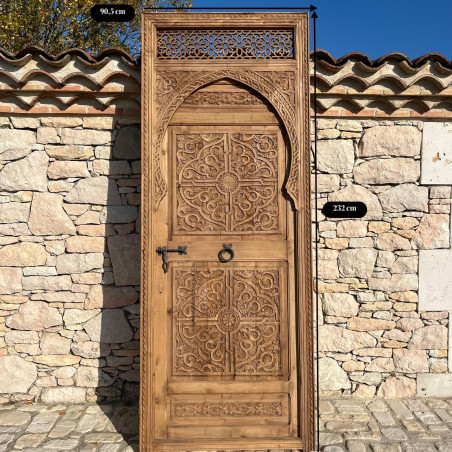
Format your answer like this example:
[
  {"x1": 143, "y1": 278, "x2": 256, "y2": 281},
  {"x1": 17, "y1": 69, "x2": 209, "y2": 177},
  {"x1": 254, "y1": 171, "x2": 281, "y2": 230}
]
[
  {"x1": 174, "y1": 131, "x2": 283, "y2": 234},
  {"x1": 173, "y1": 264, "x2": 287, "y2": 377},
  {"x1": 157, "y1": 29, "x2": 294, "y2": 60}
]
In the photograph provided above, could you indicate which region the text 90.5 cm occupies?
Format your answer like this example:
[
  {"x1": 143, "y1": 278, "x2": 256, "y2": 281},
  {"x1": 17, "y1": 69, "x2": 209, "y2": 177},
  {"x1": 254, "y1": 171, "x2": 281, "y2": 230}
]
[{"x1": 100, "y1": 7, "x2": 126, "y2": 15}]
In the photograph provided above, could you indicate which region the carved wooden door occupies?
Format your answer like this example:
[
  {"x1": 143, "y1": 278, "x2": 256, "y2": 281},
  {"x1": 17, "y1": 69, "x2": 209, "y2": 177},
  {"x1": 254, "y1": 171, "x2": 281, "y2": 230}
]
[{"x1": 141, "y1": 12, "x2": 313, "y2": 452}]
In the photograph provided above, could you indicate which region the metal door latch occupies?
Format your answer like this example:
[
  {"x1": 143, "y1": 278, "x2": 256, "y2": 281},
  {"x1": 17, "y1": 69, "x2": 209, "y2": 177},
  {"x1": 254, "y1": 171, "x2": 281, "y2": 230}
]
[
  {"x1": 156, "y1": 246, "x2": 187, "y2": 273},
  {"x1": 218, "y1": 243, "x2": 234, "y2": 263}
]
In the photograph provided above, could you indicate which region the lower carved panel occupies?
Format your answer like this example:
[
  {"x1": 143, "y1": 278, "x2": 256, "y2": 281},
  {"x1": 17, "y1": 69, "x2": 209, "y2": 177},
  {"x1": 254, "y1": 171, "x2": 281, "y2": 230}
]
[
  {"x1": 173, "y1": 264, "x2": 286, "y2": 376},
  {"x1": 173, "y1": 401, "x2": 283, "y2": 417}
]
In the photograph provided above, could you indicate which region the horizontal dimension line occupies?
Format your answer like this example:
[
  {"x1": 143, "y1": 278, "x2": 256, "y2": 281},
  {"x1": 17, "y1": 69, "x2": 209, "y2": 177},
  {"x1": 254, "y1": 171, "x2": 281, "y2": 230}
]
[{"x1": 144, "y1": 7, "x2": 314, "y2": 10}]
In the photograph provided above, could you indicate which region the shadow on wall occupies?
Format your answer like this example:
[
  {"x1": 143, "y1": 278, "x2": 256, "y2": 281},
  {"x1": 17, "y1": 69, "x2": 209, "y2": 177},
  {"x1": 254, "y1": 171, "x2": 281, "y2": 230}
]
[{"x1": 94, "y1": 123, "x2": 141, "y2": 449}]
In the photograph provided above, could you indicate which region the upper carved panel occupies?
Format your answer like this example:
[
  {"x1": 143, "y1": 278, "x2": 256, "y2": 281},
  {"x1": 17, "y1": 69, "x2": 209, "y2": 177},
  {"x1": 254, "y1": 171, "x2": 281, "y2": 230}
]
[
  {"x1": 157, "y1": 29, "x2": 294, "y2": 60},
  {"x1": 175, "y1": 132, "x2": 281, "y2": 233}
]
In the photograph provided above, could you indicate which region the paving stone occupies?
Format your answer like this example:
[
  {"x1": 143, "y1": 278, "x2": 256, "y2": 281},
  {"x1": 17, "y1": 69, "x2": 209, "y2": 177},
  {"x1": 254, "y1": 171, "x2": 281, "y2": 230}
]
[
  {"x1": 41, "y1": 438, "x2": 80, "y2": 449},
  {"x1": 0, "y1": 411, "x2": 31, "y2": 426},
  {"x1": 25, "y1": 412, "x2": 59, "y2": 433},
  {"x1": 84, "y1": 432, "x2": 123, "y2": 442},
  {"x1": 381, "y1": 427, "x2": 408, "y2": 441},
  {"x1": 0, "y1": 434, "x2": 13, "y2": 449},
  {"x1": 320, "y1": 432, "x2": 342, "y2": 445},
  {"x1": 371, "y1": 445, "x2": 402, "y2": 452},
  {"x1": 12, "y1": 433, "x2": 46, "y2": 449},
  {"x1": 346, "y1": 441, "x2": 367, "y2": 452},
  {"x1": 387, "y1": 400, "x2": 414, "y2": 419},
  {"x1": 373, "y1": 411, "x2": 396, "y2": 426},
  {"x1": 414, "y1": 411, "x2": 442, "y2": 425},
  {"x1": 48, "y1": 419, "x2": 76, "y2": 438}
]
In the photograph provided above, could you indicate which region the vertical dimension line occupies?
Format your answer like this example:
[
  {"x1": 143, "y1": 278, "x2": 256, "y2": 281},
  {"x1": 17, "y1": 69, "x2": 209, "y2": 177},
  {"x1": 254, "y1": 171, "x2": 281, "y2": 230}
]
[{"x1": 312, "y1": 10, "x2": 320, "y2": 452}]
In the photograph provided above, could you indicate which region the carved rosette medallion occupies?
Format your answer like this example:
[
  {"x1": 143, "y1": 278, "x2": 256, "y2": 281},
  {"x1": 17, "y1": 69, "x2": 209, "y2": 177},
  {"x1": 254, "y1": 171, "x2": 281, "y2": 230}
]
[
  {"x1": 174, "y1": 268, "x2": 282, "y2": 375},
  {"x1": 175, "y1": 132, "x2": 280, "y2": 233}
]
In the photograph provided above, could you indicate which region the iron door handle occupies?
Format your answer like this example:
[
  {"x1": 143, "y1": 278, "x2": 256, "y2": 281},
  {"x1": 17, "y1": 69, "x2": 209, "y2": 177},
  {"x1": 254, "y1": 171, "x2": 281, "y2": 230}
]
[
  {"x1": 218, "y1": 244, "x2": 234, "y2": 263},
  {"x1": 156, "y1": 246, "x2": 187, "y2": 273}
]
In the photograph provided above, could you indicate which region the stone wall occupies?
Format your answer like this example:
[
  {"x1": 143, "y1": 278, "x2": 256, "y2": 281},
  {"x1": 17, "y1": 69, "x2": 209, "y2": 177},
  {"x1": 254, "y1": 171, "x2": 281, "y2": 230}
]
[
  {"x1": 314, "y1": 119, "x2": 452, "y2": 398},
  {"x1": 0, "y1": 116, "x2": 141, "y2": 404},
  {"x1": 0, "y1": 48, "x2": 451, "y2": 402}
]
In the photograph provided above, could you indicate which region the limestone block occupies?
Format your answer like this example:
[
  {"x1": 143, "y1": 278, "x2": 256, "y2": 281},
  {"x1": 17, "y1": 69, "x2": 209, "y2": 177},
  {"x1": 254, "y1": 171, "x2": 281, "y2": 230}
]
[
  {"x1": 83, "y1": 116, "x2": 115, "y2": 129},
  {"x1": 85, "y1": 285, "x2": 138, "y2": 309},
  {"x1": 421, "y1": 122, "x2": 452, "y2": 184},
  {"x1": 40, "y1": 333, "x2": 71, "y2": 354},
  {"x1": 28, "y1": 193, "x2": 76, "y2": 236},
  {"x1": 0, "y1": 356, "x2": 37, "y2": 393},
  {"x1": 417, "y1": 373, "x2": 452, "y2": 397},
  {"x1": 64, "y1": 176, "x2": 121, "y2": 205},
  {"x1": 41, "y1": 118, "x2": 82, "y2": 127},
  {"x1": 321, "y1": 293, "x2": 359, "y2": 317},
  {"x1": 0, "y1": 242, "x2": 47, "y2": 266},
  {"x1": 317, "y1": 140, "x2": 354, "y2": 174},
  {"x1": 61, "y1": 128, "x2": 113, "y2": 145},
  {"x1": 71, "y1": 341, "x2": 111, "y2": 358},
  {"x1": 63, "y1": 309, "x2": 100, "y2": 326},
  {"x1": 410, "y1": 325, "x2": 447, "y2": 349},
  {"x1": 56, "y1": 253, "x2": 104, "y2": 274},
  {"x1": 391, "y1": 256, "x2": 418, "y2": 274},
  {"x1": 378, "y1": 184, "x2": 428, "y2": 212},
  {"x1": 65, "y1": 236, "x2": 105, "y2": 253},
  {"x1": 93, "y1": 160, "x2": 131, "y2": 175},
  {"x1": 6, "y1": 301, "x2": 62, "y2": 331},
  {"x1": 120, "y1": 370, "x2": 140, "y2": 382},
  {"x1": 0, "y1": 151, "x2": 48, "y2": 192},
  {"x1": 336, "y1": 220, "x2": 367, "y2": 238},
  {"x1": 377, "y1": 376, "x2": 416, "y2": 398},
  {"x1": 0, "y1": 129, "x2": 35, "y2": 159},
  {"x1": 376, "y1": 233, "x2": 411, "y2": 251},
  {"x1": 47, "y1": 161, "x2": 89, "y2": 179},
  {"x1": 313, "y1": 174, "x2": 340, "y2": 193},
  {"x1": 41, "y1": 387, "x2": 86, "y2": 404},
  {"x1": 365, "y1": 357, "x2": 395, "y2": 372},
  {"x1": 34, "y1": 355, "x2": 80, "y2": 366},
  {"x1": 0, "y1": 267, "x2": 22, "y2": 294},
  {"x1": 100, "y1": 206, "x2": 137, "y2": 223},
  {"x1": 10, "y1": 117, "x2": 39, "y2": 128},
  {"x1": 22, "y1": 275, "x2": 71, "y2": 291},
  {"x1": 83, "y1": 309, "x2": 134, "y2": 343},
  {"x1": 368, "y1": 274, "x2": 418, "y2": 292},
  {"x1": 0, "y1": 202, "x2": 30, "y2": 223},
  {"x1": 338, "y1": 248, "x2": 377, "y2": 278},
  {"x1": 107, "y1": 234, "x2": 140, "y2": 285},
  {"x1": 112, "y1": 126, "x2": 141, "y2": 159},
  {"x1": 328, "y1": 184, "x2": 382, "y2": 220},
  {"x1": 413, "y1": 214, "x2": 450, "y2": 249},
  {"x1": 347, "y1": 317, "x2": 396, "y2": 332},
  {"x1": 354, "y1": 158, "x2": 420, "y2": 184},
  {"x1": 316, "y1": 249, "x2": 339, "y2": 280},
  {"x1": 5, "y1": 331, "x2": 39, "y2": 345},
  {"x1": 393, "y1": 349, "x2": 429, "y2": 373},
  {"x1": 45, "y1": 145, "x2": 93, "y2": 160},
  {"x1": 37, "y1": 127, "x2": 60, "y2": 144},
  {"x1": 359, "y1": 126, "x2": 421, "y2": 157},
  {"x1": 318, "y1": 325, "x2": 376, "y2": 353},
  {"x1": 75, "y1": 366, "x2": 115, "y2": 387},
  {"x1": 419, "y1": 250, "x2": 452, "y2": 311},
  {"x1": 319, "y1": 358, "x2": 351, "y2": 390}
]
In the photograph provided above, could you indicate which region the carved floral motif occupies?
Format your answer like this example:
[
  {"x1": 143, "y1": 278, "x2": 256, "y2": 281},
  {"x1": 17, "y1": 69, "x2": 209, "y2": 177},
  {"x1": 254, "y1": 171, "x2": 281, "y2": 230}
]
[
  {"x1": 173, "y1": 401, "x2": 283, "y2": 417},
  {"x1": 175, "y1": 132, "x2": 280, "y2": 232},
  {"x1": 174, "y1": 268, "x2": 282, "y2": 375}
]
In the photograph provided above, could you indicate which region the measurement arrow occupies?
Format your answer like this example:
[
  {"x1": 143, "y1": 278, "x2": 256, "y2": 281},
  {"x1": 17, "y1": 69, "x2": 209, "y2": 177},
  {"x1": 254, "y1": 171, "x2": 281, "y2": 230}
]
[
  {"x1": 144, "y1": 6, "x2": 317, "y2": 10},
  {"x1": 311, "y1": 9, "x2": 320, "y2": 452}
]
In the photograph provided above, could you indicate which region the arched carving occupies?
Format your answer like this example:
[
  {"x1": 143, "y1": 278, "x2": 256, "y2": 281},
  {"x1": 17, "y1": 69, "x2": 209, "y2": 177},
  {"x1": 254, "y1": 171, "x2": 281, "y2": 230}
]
[{"x1": 153, "y1": 70, "x2": 302, "y2": 211}]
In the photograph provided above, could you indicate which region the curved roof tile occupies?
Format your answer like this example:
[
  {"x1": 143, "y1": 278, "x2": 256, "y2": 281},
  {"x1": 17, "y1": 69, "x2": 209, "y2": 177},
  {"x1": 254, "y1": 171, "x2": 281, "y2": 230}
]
[{"x1": 0, "y1": 46, "x2": 449, "y2": 117}]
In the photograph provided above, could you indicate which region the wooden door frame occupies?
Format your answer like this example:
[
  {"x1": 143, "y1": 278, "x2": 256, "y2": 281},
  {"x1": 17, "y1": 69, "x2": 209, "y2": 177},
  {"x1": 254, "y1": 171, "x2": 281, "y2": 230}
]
[{"x1": 141, "y1": 12, "x2": 314, "y2": 452}]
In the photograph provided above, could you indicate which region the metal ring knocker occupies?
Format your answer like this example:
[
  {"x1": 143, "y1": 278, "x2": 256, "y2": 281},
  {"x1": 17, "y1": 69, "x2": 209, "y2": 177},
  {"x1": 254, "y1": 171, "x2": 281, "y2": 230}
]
[{"x1": 218, "y1": 244, "x2": 234, "y2": 263}]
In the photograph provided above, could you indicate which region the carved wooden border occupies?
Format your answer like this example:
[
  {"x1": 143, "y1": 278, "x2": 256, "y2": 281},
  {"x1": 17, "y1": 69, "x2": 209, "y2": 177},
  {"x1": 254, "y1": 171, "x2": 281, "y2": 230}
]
[{"x1": 141, "y1": 12, "x2": 313, "y2": 452}]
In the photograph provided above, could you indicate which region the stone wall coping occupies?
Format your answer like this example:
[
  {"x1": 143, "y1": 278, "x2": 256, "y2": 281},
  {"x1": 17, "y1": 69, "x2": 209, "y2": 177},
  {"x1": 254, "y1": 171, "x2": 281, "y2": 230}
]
[{"x1": 0, "y1": 46, "x2": 450, "y2": 118}]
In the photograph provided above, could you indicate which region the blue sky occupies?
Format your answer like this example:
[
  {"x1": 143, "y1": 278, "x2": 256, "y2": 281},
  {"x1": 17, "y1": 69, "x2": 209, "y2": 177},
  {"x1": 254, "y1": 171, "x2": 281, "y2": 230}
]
[{"x1": 191, "y1": 0, "x2": 452, "y2": 60}]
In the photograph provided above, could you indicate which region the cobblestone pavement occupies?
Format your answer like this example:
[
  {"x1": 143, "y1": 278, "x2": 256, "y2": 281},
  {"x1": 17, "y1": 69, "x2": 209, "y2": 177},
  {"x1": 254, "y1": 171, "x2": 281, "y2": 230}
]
[
  {"x1": 320, "y1": 398, "x2": 452, "y2": 452},
  {"x1": 1, "y1": 398, "x2": 452, "y2": 451}
]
